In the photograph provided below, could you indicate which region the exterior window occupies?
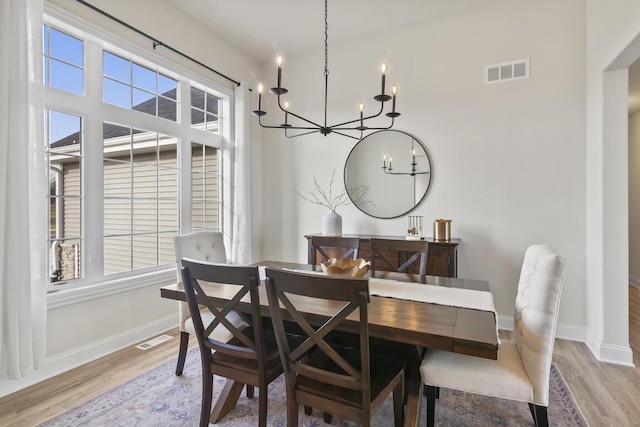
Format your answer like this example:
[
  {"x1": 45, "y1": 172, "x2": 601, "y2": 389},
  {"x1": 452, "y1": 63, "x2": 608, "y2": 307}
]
[
  {"x1": 43, "y1": 25, "x2": 84, "y2": 94},
  {"x1": 43, "y1": 18, "x2": 229, "y2": 292},
  {"x1": 103, "y1": 51, "x2": 178, "y2": 121},
  {"x1": 190, "y1": 87, "x2": 220, "y2": 133},
  {"x1": 191, "y1": 143, "x2": 219, "y2": 231},
  {"x1": 103, "y1": 124, "x2": 179, "y2": 274},
  {"x1": 46, "y1": 110, "x2": 83, "y2": 283}
]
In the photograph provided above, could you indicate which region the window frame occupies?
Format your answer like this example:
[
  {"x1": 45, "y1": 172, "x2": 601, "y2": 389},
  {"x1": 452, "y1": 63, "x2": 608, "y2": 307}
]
[{"x1": 43, "y1": 7, "x2": 233, "y2": 306}]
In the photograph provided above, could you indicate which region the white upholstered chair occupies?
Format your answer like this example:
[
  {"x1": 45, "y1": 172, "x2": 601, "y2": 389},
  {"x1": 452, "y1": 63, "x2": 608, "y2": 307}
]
[
  {"x1": 173, "y1": 231, "x2": 247, "y2": 376},
  {"x1": 419, "y1": 244, "x2": 566, "y2": 427}
]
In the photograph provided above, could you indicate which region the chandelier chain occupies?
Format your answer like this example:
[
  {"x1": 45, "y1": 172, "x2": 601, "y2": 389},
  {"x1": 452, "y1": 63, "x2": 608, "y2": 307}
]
[{"x1": 324, "y1": 0, "x2": 329, "y2": 76}]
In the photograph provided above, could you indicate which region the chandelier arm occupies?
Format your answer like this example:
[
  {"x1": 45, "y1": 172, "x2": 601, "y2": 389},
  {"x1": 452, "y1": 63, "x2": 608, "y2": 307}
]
[
  {"x1": 259, "y1": 123, "x2": 319, "y2": 130},
  {"x1": 328, "y1": 102, "x2": 385, "y2": 128},
  {"x1": 331, "y1": 130, "x2": 361, "y2": 140},
  {"x1": 384, "y1": 170, "x2": 431, "y2": 176},
  {"x1": 257, "y1": 116, "x2": 317, "y2": 130},
  {"x1": 284, "y1": 129, "x2": 320, "y2": 138},
  {"x1": 275, "y1": 97, "x2": 324, "y2": 128},
  {"x1": 334, "y1": 120, "x2": 395, "y2": 132}
]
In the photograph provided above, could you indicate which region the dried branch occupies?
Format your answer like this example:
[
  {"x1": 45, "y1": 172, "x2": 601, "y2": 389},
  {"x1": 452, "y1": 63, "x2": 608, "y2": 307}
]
[{"x1": 295, "y1": 168, "x2": 374, "y2": 212}]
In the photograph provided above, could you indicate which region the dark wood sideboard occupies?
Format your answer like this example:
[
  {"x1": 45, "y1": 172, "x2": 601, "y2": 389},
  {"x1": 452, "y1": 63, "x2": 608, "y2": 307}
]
[{"x1": 305, "y1": 233, "x2": 459, "y2": 278}]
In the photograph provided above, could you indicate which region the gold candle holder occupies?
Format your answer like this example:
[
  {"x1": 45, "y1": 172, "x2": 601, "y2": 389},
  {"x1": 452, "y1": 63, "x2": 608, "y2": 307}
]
[{"x1": 433, "y1": 219, "x2": 451, "y2": 241}]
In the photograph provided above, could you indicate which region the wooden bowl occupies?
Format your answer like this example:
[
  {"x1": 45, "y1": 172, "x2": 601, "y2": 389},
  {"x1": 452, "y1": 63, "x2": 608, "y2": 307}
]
[{"x1": 321, "y1": 258, "x2": 370, "y2": 277}]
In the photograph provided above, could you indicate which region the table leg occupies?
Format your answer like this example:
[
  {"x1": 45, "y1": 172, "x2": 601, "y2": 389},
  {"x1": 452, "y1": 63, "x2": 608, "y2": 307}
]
[
  {"x1": 403, "y1": 363, "x2": 424, "y2": 427},
  {"x1": 210, "y1": 379, "x2": 245, "y2": 423}
]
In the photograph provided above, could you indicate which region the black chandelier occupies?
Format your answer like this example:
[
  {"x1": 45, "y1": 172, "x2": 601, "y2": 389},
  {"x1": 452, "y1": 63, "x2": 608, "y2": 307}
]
[{"x1": 251, "y1": 0, "x2": 400, "y2": 140}]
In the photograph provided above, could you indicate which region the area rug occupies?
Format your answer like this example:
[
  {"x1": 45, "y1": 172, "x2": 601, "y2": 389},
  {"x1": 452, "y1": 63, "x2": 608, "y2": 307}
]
[{"x1": 40, "y1": 347, "x2": 588, "y2": 426}]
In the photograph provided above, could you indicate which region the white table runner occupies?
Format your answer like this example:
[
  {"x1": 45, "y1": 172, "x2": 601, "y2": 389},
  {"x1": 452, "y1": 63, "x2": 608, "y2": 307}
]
[
  {"x1": 369, "y1": 278, "x2": 495, "y2": 313},
  {"x1": 260, "y1": 266, "x2": 499, "y2": 342}
]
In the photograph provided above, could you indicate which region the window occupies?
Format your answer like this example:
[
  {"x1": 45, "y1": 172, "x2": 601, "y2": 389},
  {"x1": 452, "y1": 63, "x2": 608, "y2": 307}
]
[
  {"x1": 43, "y1": 25, "x2": 84, "y2": 94},
  {"x1": 46, "y1": 110, "x2": 83, "y2": 282},
  {"x1": 43, "y1": 15, "x2": 230, "y2": 291},
  {"x1": 103, "y1": 51, "x2": 178, "y2": 121},
  {"x1": 103, "y1": 124, "x2": 179, "y2": 274},
  {"x1": 191, "y1": 143, "x2": 219, "y2": 231},
  {"x1": 190, "y1": 87, "x2": 220, "y2": 133}
]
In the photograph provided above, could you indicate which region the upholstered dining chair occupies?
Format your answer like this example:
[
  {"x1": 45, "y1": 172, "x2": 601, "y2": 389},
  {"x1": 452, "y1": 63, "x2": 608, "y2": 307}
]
[
  {"x1": 369, "y1": 237, "x2": 429, "y2": 277},
  {"x1": 173, "y1": 231, "x2": 247, "y2": 376},
  {"x1": 310, "y1": 235, "x2": 361, "y2": 271},
  {"x1": 265, "y1": 267, "x2": 405, "y2": 427},
  {"x1": 419, "y1": 244, "x2": 566, "y2": 427},
  {"x1": 181, "y1": 259, "x2": 302, "y2": 427}
]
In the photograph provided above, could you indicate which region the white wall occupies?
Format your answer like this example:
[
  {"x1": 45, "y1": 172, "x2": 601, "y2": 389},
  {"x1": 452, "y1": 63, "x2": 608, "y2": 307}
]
[
  {"x1": 585, "y1": 0, "x2": 640, "y2": 365},
  {"x1": 630, "y1": 111, "x2": 640, "y2": 287},
  {"x1": 0, "y1": 0, "x2": 262, "y2": 398},
  {"x1": 261, "y1": 0, "x2": 586, "y2": 330}
]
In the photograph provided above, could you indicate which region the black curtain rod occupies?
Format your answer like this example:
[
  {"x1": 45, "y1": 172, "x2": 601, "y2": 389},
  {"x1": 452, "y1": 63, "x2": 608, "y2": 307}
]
[{"x1": 74, "y1": 0, "x2": 241, "y2": 87}]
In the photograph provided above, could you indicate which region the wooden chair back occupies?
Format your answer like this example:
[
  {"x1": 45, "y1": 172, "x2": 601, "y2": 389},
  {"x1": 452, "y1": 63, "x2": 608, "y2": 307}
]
[
  {"x1": 181, "y1": 258, "x2": 278, "y2": 427},
  {"x1": 265, "y1": 267, "x2": 404, "y2": 426},
  {"x1": 310, "y1": 236, "x2": 360, "y2": 270},
  {"x1": 369, "y1": 238, "x2": 429, "y2": 277}
]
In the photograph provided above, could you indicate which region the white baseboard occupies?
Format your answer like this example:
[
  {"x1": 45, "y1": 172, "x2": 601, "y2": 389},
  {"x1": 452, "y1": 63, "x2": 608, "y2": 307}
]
[
  {"x1": 498, "y1": 315, "x2": 585, "y2": 342},
  {"x1": 585, "y1": 330, "x2": 635, "y2": 367},
  {"x1": 0, "y1": 315, "x2": 178, "y2": 399},
  {"x1": 500, "y1": 316, "x2": 635, "y2": 366}
]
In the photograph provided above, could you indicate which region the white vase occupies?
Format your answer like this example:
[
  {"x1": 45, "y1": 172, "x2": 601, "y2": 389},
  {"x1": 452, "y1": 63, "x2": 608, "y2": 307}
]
[{"x1": 322, "y1": 210, "x2": 342, "y2": 236}]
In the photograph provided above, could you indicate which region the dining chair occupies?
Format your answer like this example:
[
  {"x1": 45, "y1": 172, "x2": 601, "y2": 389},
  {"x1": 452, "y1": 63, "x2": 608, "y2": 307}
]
[
  {"x1": 310, "y1": 235, "x2": 361, "y2": 271},
  {"x1": 369, "y1": 237, "x2": 429, "y2": 277},
  {"x1": 419, "y1": 244, "x2": 566, "y2": 427},
  {"x1": 173, "y1": 231, "x2": 248, "y2": 376},
  {"x1": 181, "y1": 259, "x2": 301, "y2": 427},
  {"x1": 265, "y1": 267, "x2": 405, "y2": 427}
]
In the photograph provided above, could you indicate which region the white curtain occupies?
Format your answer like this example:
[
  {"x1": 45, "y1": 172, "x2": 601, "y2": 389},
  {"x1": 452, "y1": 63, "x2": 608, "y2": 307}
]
[
  {"x1": 230, "y1": 82, "x2": 253, "y2": 264},
  {"x1": 0, "y1": 0, "x2": 47, "y2": 379}
]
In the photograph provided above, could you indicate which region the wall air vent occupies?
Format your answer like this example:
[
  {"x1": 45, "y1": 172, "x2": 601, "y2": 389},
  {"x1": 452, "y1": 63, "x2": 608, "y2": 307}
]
[{"x1": 484, "y1": 58, "x2": 530, "y2": 84}]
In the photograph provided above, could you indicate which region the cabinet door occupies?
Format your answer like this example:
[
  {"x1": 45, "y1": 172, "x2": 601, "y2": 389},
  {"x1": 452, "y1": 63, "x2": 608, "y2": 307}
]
[{"x1": 426, "y1": 245, "x2": 455, "y2": 277}]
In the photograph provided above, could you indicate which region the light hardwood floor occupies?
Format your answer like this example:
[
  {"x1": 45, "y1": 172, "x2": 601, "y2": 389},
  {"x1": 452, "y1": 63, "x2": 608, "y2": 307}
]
[{"x1": 1, "y1": 286, "x2": 639, "y2": 427}]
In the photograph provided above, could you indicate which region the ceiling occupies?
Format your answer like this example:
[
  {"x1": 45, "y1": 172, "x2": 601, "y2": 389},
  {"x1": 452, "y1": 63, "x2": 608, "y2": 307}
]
[
  {"x1": 168, "y1": 0, "x2": 640, "y2": 115},
  {"x1": 167, "y1": 0, "x2": 511, "y2": 63}
]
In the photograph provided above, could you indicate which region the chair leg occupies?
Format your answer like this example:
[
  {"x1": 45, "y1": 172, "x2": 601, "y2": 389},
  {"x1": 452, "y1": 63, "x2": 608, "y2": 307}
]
[
  {"x1": 303, "y1": 406, "x2": 312, "y2": 415},
  {"x1": 529, "y1": 404, "x2": 548, "y2": 427},
  {"x1": 200, "y1": 372, "x2": 213, "y2": 427},
  {"x1": 392, "y1": 376, "x2": 404, "y2": 427},
  {"x1": 424, "y1": 386, "x2": 439, "y2": 427},
  {"x1": 175, "y1": 331, "x2": 189, "y2": 376},
  {"x1": 246, "y1": 385, "x2": 255, "y2": 398},
  {"x1": 258, "y1": 380, "x2": 268, "y2": 427},
  {"x1": 323, "y1": 412, "x2": 332, "y2": 423}
]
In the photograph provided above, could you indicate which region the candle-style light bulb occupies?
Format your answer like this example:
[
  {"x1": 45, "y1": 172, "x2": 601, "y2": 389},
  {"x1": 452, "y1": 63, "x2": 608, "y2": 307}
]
[
  {"x1": 389, "y1": 157, "x2": 392, "y2": 170},
  {"x1": 283, "y1": 101, "x2": 289, "y2": 125},
  {"x1": 257, "y1": 83, "x2": 263, "y2": 110},
  {"x1": 391, "y1": 84, "x2": 398, "y2": 113},
  {"x1": 276, "y1": 56, "x2": 283, "y2": 89},
  {"x1": 383, "y1": 154, "x2": 387, "y2": 169},
  {"x1": 380, "y1": 62, "x2": 387, "y2": 95},
  {"x1": 359, "y1": 102, "x2": 365, "y2": 126}
]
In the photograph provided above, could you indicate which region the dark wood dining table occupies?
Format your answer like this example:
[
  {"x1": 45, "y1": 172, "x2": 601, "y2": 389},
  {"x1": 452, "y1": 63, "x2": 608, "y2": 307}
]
[{"x1": 160, "y1": 260, "x2": 498, "y2": 427}]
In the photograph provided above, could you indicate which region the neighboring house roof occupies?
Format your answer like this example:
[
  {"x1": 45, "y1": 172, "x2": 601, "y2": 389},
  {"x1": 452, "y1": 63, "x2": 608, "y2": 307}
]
[{"x1": 51, "y1": 87, "x2": 216, "y2": 147}]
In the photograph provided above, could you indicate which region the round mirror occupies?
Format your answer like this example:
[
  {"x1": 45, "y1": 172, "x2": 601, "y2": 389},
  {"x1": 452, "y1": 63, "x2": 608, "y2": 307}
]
[{"x1": 344, "y1": 130, "x2": 432, "y2": 219}]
